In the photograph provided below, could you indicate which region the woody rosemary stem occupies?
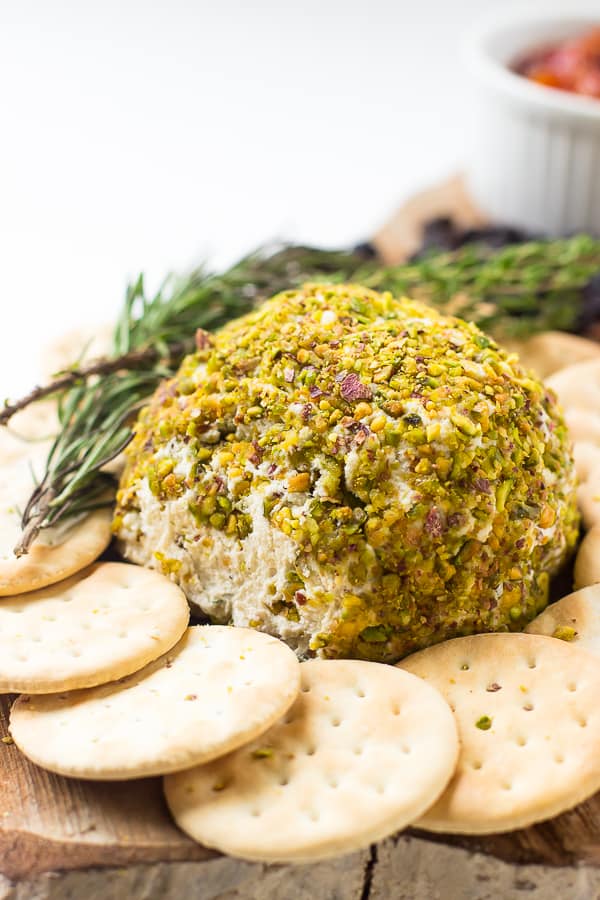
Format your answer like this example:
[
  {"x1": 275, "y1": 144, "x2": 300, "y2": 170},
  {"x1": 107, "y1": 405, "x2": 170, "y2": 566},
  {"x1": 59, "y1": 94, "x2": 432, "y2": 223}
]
[
  {"x1": 14, "y1": 486, "x2": 57, "y2": 557},
  {"x1": 0, "y1": 342, "x2": 192, "y2": 427}
]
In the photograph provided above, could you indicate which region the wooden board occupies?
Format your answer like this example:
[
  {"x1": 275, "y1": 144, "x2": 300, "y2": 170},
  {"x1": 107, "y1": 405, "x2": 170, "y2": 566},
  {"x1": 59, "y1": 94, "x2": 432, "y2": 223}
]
[
  {"x1": 2, "y1": 177, "x2": 599, "y2": 895},
  {"x1": 4, "y1": 688, "x2": 600, "y2": 884}
]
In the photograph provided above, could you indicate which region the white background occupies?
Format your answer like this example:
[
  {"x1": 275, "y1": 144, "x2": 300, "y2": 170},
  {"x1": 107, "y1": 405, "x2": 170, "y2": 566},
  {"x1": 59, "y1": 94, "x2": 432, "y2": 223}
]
[{"x1": 1, "y1": 0, "x2": 515, "y2": 396}]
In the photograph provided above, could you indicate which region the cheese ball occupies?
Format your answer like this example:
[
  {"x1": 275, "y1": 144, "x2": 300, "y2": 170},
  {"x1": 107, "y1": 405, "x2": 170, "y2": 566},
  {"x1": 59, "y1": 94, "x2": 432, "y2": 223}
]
[{"x1": 115, "y1": 284, "x2": 578, "y2": 662}]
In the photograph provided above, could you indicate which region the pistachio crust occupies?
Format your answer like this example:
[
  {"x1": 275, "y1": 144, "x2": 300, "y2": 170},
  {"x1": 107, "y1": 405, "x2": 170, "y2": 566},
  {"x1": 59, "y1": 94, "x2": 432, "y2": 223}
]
[{"x1": 115, "y1": 284, "x2": 578, "y2": 662}]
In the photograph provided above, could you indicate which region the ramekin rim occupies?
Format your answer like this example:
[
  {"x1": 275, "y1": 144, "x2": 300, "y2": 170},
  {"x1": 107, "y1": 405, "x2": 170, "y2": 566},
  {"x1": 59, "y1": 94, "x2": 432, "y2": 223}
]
[{"x1": 463, "y1": 7, "x2": 600, "y2": 122}]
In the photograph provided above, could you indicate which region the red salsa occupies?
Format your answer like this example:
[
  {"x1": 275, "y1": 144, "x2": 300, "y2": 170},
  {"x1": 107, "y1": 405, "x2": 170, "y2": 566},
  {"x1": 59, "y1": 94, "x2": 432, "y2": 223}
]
[{"x1": 515, "y1": 26, "x2": 600, "y2": 99}]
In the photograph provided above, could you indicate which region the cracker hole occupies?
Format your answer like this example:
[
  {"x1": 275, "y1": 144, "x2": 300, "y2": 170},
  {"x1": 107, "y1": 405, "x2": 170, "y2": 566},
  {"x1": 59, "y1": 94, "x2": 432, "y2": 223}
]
[
  {"x1": 555, "y1": 754, "x2": 565, "y2": 764},
  {"x1": 279, "y1": 777, "x2": 289, "y2": 787},
  {"x1": 567, "y1": 682, "x2": 577, "y2": 692},
  {"x1": 331, "y1": 717, "x2": 341, "y2": 727},
  {"x1": 516, "y1": 736, "x2": 527, "y2": 747},
  {"x1": 118, "y1": 632, "x2": 127, "y2": 639},
  {"x1": 283, "y1": 715, "x2": 294, "y2": 725},
  {"x1": 307, "y1": 810, "x2": 320, "y2": 822},
  {"x1": 306, "y1": 746, "x2": 317, "y2": 756},
  {"x1": 301, "y1": 685, "x2": 311, "y2": 693},
  {"x1": 402, "y1": 744, "x2": 411, "y2": 755},
  {"x1": 523, "y1": 703, "x2": 534, "y2": 712},
  {"x1": 328, "y1": 778, "x2": 339, "y2": 789},
  {"x1": 391, "y1": 704, "x2": 400, "y2": 716},
  {"x1": 578, "y1": 717, "x2": 588, "y2": 728},
  {"x1": 244, "y1": 680, "x2": 253, "y2": 687},
  {"x1": 375, "y1": 784, "x2": 385, "y2": 795},
  {"x1": 353, "y1": 746, "x2": 363, "y2": 756},
  {"x1": 502, "y1": 782, "x2": 512, "y2": 791},
  {"x1": 526, "y1": 659, "x2": 537, "y2": 669},
  {"x1": 472, "y1": 760, "x2": 482, "y2": 770},
  {"x1": 71, "y1": 650, "x2": 82, "y2": 658},
  {"x1": 250, "y1": 809, "x2": 261, "y2": 818},
  {"x1": 356, "y1": 688, "x2": 366, "y2": 698},
  {"x1": 459, "y1": 662, "x2": 470, "y2": 671}
]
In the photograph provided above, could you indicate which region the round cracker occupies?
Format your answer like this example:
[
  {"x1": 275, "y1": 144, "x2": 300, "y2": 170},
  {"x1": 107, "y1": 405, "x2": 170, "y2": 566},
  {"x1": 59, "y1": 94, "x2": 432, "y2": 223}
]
[
  {"x1": 564, "y1": 408, "x2": 600, "y2": 447},
  {"x1": 0, "y1": 562, "x2": 189, "y2": 693},
  {"x1": 577, "y1": 472, "x2": 600, "y2": 531},
  {"x1": 525, "y1": 586, "x2": 600, "y2": 657},
  {"x1": 547, "y1": 359, "x2": 600, "y2": 414},
  {"x1": 0, "y1": 402, "x2": 59, "y2": 454},
  {"x1": 573, "y1": 442, "x2": 600, "y2": 484},
  {"x1": 164, "y1": 659, "x2": 458, "y2": 863},
  {"x1": 574, "y1": 527, "x2": 600, "y2": 589},
  {"x1": 10, "y1": 625, "x2": 300, "y2": 780},
  {"x1": 41, "y1": 324, "x2": 113, "y2": 379},
  {"x1": 400, "y1": 633, "x2": 600, "y2": 835},
  {"x1": 0, "y1": 508, "x2": 112, "y2": 596},
  {"x1": 517, "y1": 332, "x2": 600, "y2": 380},
  {"x1": 0, "y1": 442, "x2": 112, "y2": 595}
]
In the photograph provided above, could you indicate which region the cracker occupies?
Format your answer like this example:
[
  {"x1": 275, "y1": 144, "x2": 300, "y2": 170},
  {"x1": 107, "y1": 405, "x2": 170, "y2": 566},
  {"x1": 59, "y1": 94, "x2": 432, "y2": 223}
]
[
  {"x1": 563, "y1": 408, "x2": 600, "y2": 447},
  {"x1": 41, "y1": 324, "x2": 113, "y2": 379},
  {"x1": 0, "y1": 562, "x2": 189, "y2": 693},
  {"x1": 0, "y1": 402, "x2": 59, "y2": 454},
  {"x1": 400, "y1": 633, "x2": 600, "y2": 834},
  {"x1": 577, "y1": 472, "x2": 600, "y2": 531},
  {"x1": 546, "y1": 359, "x2": 600, "y2": 414},
  {"x1": 517, "y1": 332, "x2": 600, "y2": 380},
  {"x1": 0, "y1": 442, "x2": 112, "y2": 595},
  {"x1": 525, "y1": 586, "x2": 600, "y2": 656},
  {"x1": 164, "y1": 659, "x2": 458, "y2": 863},
  {"x1": 10, "y1": 625, "x2": 301, "y2": 780},
  {"x1": 574, "y1": 527, "x2": 600, "y2": 589},
  {"x1": 573, "y1": 442, "x2": 600, "y2": 483}
]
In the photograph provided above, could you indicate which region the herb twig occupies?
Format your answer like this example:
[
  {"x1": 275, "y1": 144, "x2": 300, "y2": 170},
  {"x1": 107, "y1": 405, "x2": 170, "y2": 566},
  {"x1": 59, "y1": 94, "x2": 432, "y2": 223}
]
[
  {"x1": 0, "y1": 344, "x2": 190, "y2": 427},
  {"x1": 3, "y1": 236, "x2": 599, "y2": 554}
]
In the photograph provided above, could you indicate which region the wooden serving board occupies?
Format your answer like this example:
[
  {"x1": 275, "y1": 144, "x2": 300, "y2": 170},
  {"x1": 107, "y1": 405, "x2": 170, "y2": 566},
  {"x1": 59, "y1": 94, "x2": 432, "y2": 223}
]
[
  {"x1": 2, "y1": 177, "x2": 600, "y2": 899},
  {"x1": 4, "y1": 689, "x2": 600, "y2": 899}
]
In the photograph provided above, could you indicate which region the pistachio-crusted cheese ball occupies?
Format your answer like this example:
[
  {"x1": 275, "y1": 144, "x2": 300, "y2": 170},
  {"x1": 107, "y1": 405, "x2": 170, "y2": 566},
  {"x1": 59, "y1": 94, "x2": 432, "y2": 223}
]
[{"x1": 115, "y1": 284, "x2": 578, "y2": 663}]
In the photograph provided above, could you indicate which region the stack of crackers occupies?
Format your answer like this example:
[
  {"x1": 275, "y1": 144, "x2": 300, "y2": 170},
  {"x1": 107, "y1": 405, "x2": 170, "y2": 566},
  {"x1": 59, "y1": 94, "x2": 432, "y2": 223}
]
[{"x1": 4, "y1": 330, "x2": 600, "y2": 863}]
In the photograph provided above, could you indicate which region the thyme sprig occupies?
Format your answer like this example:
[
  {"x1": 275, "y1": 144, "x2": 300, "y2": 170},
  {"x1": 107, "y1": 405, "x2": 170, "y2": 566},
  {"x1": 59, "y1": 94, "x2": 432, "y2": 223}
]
[{"x1": 3, "y1": 236, "x2": 599, "y2": 554}]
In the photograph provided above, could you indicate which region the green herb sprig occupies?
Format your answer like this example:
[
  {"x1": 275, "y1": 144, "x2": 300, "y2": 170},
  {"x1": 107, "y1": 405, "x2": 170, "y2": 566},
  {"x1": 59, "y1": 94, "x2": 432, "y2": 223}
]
[
  {"x1": 7, "y1": 246, "x2": 366, "y2": 554},
  {"x1": 3, "y1": 236, "x2": 599, "y2": 555}
]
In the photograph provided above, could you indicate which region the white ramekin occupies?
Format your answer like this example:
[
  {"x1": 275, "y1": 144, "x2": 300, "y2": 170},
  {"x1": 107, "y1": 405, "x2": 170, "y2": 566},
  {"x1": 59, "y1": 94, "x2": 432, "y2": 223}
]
[{"x1": 464, "y1": 8, "x2": 600, "y2": 236}]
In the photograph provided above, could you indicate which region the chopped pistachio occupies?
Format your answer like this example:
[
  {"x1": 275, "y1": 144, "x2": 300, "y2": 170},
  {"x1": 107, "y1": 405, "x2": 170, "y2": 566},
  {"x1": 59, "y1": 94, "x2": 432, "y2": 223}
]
[
  {"x1": 552, "y1": 625, "x2": 577, "y2": 642},
  {"x1": 475, "y1": 715, "x2": 492, "y2": 731}
]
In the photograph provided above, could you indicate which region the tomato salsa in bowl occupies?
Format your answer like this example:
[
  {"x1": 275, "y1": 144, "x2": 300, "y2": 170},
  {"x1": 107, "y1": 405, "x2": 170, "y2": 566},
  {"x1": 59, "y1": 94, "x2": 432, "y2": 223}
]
[
  {"x1": 515, "y1": 26, "x2": 600, "y2": 100},
  {"x1": 464, "y1": 9, "x2": 600, "y2": 237}
]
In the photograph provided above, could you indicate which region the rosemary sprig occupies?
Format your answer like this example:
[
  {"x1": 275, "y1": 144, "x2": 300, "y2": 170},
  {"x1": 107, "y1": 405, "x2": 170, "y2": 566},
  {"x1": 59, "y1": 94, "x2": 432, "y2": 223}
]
[
  {"x1": 9, "y1": 246, "x2": 367, "y2": 554},
  {"x1": 3, "y1": 236, "x2": 599, "y2": 555}
]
